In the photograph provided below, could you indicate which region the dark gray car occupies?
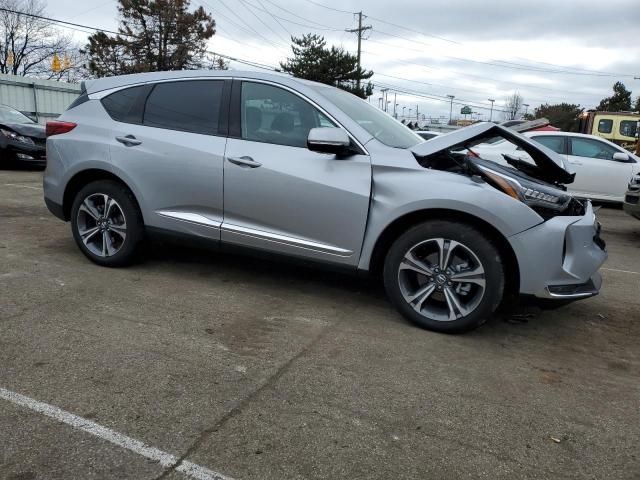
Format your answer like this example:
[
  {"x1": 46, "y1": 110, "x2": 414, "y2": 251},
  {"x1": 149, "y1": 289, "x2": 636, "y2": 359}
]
[{"x1": 43, "y1": 71, "x2": 607, "y2": 332}]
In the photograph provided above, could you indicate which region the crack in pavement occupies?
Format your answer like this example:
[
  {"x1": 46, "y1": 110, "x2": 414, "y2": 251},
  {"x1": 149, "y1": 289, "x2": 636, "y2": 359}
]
[{"x1": 152, "y1": 307, "x2": 351, "y2": 480}]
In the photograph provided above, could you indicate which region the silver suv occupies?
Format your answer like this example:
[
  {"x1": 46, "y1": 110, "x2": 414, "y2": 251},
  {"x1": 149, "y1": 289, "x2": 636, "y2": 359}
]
[{"x1": 43, "y1": 71, "x2": 607, "y2": 332}]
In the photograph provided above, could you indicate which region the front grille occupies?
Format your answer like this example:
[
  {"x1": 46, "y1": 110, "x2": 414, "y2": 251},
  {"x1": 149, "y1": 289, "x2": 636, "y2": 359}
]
[{"x1": 625, "y1": 195, "x2": 639, "y2": 205}]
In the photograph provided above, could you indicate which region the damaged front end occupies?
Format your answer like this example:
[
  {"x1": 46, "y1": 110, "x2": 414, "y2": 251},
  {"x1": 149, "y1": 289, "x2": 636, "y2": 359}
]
[{"x1": 411, "y1": 123, "x2": 585, "y2": 219}]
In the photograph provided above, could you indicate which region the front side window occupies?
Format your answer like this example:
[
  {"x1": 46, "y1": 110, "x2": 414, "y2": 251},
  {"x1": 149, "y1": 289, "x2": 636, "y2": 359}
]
[
  {"x1": 240, "y1": 82, "x2": 335, "y2": 148},
  {"x1": 620, "y1": 120, "x2": 638, "y2": 138},
  {"x1": 531, "y1": 135, "x2": 566, "y2": 154},
  {"x1": 570, "y1": 137, "x2": 619, "y2": 160},
  {"x1": 597, "y1": 119, "x2": 613, "y2": 134},
  {"x1": 312, "y1": 84, "x2": 422, "y2": 149},
  {"x1": 143, "y1": 80, "x2": 224, "y2": 135}
]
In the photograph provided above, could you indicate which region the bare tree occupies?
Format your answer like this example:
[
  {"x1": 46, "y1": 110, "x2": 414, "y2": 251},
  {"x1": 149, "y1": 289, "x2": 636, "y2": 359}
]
[
  {"x1": 504, "y1": 92, "x2": 524, "y2": 120},
  {"x1": 0, "y1": 0, "x2": 79, "y2": 78}
]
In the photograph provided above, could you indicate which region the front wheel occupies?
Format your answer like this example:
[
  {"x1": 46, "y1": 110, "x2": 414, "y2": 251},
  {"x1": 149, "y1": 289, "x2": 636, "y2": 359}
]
[{"x1": 383, "y1": 221, "x2": 504, "y2": 333}]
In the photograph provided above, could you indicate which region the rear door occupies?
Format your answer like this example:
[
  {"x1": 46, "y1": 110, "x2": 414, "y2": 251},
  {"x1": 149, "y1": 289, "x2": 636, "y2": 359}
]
[
  {"x1": 106, "y1": 79, "x2": 230, "y2": 238},
  {"x1": 566, "y1": 136, "x2": 634, "y2": 200},
  {"x1": 221, "y1": 80, "x2": 371, "y2": 266}
]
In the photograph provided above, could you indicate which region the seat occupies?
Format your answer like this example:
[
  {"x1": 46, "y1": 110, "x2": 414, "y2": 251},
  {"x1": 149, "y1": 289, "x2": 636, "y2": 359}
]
[
  {"x1": 245, "y1": 106, "x2": 263, "y2": 139},
  {"x1": 270, "y1": 112, "x2": 294, "y2": 133}
]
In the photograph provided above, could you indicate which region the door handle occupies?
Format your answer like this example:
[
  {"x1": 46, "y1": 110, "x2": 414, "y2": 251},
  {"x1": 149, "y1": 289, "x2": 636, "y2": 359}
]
[
  {"x1": 227, "y1": 156, "x2": 262, "y2": 168},
  {"x1": 115, "y1": 135, "x2": 142, "y2": 147}
]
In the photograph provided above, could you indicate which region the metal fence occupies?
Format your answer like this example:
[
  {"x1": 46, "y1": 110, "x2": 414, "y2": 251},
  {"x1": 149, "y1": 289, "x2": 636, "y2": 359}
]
[{"x1": 0, "y1": 74, "x2": 81, "y2": 124}]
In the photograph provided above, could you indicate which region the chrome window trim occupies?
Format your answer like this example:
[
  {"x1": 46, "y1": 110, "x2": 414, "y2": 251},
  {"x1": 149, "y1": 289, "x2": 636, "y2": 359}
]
[{"x1": 234, "y1": 77, "x2": 369, "y2": 156}]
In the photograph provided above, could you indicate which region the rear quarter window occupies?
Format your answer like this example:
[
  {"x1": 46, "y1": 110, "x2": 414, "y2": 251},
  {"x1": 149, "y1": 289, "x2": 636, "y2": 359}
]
[{"x1": 101, "y1": 85, "x2": 152, "y2": 124}]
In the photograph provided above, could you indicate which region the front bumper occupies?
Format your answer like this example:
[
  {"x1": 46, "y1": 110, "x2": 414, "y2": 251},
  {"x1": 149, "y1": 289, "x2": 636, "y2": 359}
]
[
  {"x1": 623, "y1": 188, "x2": 640, "y2": 220},
  {"x1": 509, "y1": 201, "x2": 607, "y2": 300},
  {"x1": 1, "y1": 140, "x2": 46, "y2": 166}
]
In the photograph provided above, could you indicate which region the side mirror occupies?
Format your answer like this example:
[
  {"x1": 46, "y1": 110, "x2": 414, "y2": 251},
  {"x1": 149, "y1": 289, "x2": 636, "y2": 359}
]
[
  {"x1": 613, "y1": 152, "x2": 631, "y2": 162},
  {"x1": 307, "y1": 127, "x2": 351, "y2": 156}
]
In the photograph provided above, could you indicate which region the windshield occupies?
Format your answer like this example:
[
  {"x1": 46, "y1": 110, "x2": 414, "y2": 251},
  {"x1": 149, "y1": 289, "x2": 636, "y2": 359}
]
[
  {"x1": 0, "y1": 105, "x2": 35, "y2": 124},
  {"x1": 312, "y1": 85, "x2": 422, "y2": 149}
]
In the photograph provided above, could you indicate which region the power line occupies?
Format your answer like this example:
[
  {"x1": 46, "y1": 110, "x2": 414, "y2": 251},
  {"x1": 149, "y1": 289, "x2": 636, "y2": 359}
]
[
  {"x1": 254, "y1": 0, "x2": 293, "y2": 39},
  {"x1": 299, "y1": 0, "x2": 355, "y2": 15},
  {"x1": 236, "y1": 0, "x2": 289, "y2": 44},
  {"x1": 0, "y1": 6, "x2": 129, "y2": 37},
  {"x1": 371, "y1": 30, "x2": 631, "y2": 77},
  {"x1": 260, "y1": 0, "x2": 339, "y2": 30}
]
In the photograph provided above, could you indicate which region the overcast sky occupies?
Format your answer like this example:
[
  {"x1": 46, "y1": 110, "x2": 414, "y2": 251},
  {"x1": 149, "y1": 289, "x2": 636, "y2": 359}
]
[{"x1": 47, "y1": 0, "x2": 640, "y2": 121}]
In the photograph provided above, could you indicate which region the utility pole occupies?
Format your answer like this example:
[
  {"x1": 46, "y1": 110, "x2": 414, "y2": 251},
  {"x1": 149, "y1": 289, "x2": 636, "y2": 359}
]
[
  {"x1": 346, "y1": 12, "x2": 372, "y2": 93},
  {"x1": 488, "y1": 98, "x2": 495, "y2": 122},
  {"x1": 393, "y1": 92, "x2": 397, "y2": 118},
  {"x1": 447, "y1": 95, "x2": 455, "y2": 124},
  {"x1": 380, "y1": 88, "x2": 388, "y2": 112}
]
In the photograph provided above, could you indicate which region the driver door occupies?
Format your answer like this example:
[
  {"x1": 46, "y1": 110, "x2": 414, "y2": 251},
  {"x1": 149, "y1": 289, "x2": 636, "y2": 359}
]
[{"x1": 221, "y1": 80, "x2": 371, "y2": 266}]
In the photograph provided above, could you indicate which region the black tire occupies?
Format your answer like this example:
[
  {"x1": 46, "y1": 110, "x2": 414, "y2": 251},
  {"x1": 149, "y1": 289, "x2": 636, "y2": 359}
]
[
  {"x1": 383, "y1": 220, "x2": 504, "y2": 333},
  {"x1": 70, "y1": 180, "x2": 144, "y2": 267}
]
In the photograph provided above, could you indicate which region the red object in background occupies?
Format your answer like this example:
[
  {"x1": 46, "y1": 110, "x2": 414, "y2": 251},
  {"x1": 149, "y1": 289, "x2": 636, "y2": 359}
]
[{"x1": 532, "y1": 125, "x2": 561, "y2": 131}]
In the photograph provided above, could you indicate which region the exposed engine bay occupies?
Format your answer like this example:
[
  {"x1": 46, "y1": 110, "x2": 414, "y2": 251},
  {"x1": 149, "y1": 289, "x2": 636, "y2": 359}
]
[{"x1": 410, "y1": 124, "x2": 586, "y2": 220}]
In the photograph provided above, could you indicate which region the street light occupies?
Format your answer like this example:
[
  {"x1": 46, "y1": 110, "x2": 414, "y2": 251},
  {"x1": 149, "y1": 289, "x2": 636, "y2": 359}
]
[
  {"x1": 488, "y1": 98, "x2": 495, "y2": 122},
  {"x1": 447, "y1": 95, "x2": 455, "y2": 124},
  {"x1": 402, "y1": 106, "x2": 406, "y2": 117},
  {"x1": 523, "y1": 103, "x2": 530, "y2": 116}
]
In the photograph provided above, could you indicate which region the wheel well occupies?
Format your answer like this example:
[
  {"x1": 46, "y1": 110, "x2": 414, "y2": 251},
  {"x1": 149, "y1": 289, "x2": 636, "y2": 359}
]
[
  {"x1": 62, "y1": 169, "x2": 138, "y2": 221},
  {"x1": 368, "y1": 209, "x2": 520, "y2": 297}
]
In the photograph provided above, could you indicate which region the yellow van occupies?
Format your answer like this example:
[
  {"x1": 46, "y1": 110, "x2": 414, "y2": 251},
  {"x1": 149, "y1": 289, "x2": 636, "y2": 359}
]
[{"x1": 578, "y1": 111, "x2": 639, "y2": 149}]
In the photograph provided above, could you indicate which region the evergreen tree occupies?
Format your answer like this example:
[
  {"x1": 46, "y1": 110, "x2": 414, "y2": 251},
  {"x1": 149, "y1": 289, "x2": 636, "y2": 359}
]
[{"x1": 280, "y1": 34, "x2": 373, "y2": 99}]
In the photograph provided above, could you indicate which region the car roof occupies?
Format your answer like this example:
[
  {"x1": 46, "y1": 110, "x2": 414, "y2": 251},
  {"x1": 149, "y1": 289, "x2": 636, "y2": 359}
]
[{"x1": 81, "y1": 70, "x2": 324, "y2": 95}]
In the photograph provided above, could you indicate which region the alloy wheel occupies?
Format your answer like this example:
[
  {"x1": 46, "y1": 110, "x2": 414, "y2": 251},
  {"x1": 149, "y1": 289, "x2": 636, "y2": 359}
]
[
  {"x1": 397, "y1": 238, "x2": 486, "y2": 321},
  {"x1": 76, "y1": 193, "x2": 127, "y2": 257}
]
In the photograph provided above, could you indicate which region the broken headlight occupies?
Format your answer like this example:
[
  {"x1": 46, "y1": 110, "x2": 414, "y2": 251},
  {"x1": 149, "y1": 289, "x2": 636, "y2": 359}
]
[{"x1": 478, "y1": 165, "x2": 571, "y2": 212}]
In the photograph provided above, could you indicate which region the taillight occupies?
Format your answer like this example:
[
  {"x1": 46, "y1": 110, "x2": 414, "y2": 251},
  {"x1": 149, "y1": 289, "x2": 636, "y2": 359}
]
[{"x1": 46, "y1": 121, "x2": 77, "y2": 137}]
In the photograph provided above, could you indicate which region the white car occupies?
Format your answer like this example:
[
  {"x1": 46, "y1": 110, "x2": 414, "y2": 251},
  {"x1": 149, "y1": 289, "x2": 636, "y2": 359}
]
[{"x1": 471, "y1": 131, "x2": 640, "y2": 202}]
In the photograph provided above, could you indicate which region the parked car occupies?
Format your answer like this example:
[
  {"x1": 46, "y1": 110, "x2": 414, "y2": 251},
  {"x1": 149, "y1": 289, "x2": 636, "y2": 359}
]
[
  {"x1": 0, "y1": 104, "x2": 46, "y2": 168},
  {"x1": 623, "y1": 174, "x2": 640, "y2": 220},
  {"x1": 416, "y1": 131, "x2": 442, "y2": 141},
  {"x1": 43, "y1": 71, "x2": 606, "y2": 333},
  {"x1": 470, "y1": 131, "x2": 640, "y2": 203}
]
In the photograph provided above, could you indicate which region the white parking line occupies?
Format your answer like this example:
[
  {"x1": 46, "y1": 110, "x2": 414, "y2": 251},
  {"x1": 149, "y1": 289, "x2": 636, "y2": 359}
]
[
  {"x1": 602, "y1": 267, "x2": 640, "y2": 275},
  {"x1": 3, "y1": 183, "x2": 41, "y2": 190},
  {"x1": 0, "y1": 387, "x2": 234, "y2": 480}
]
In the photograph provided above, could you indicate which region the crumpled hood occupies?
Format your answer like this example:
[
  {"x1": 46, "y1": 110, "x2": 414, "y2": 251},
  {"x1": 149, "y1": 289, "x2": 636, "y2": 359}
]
[
  {"x1": 410, "y1": 122, "x2": 575, "y2": 185},
  {"x1": 1, "y1": 122, "x2": 45, "y2": 139}
]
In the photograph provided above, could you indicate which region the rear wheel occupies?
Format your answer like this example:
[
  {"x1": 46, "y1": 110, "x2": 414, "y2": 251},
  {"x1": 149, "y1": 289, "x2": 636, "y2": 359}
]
[
  {"x1": 70, "y1": 180, "x2": 144, "y2": 267},
  {"x1": 383, "y1": 221, "x2": 504, "y2": 333}
]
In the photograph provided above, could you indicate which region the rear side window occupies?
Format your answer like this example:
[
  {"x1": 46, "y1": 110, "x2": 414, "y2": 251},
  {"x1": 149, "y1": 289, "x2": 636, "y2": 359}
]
[
  {"x1": 532, "y1": 135, "x2": 567, "y2": 154},
  {"x1": 597, "y1": 119, "x2": 613, "y2": 134},
  {"x1": 101, "y1": 85, "x2": 151, "y2": 124},
  {"x1": 143, "y1": 80, "x2": 224, "y2": 135}
]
